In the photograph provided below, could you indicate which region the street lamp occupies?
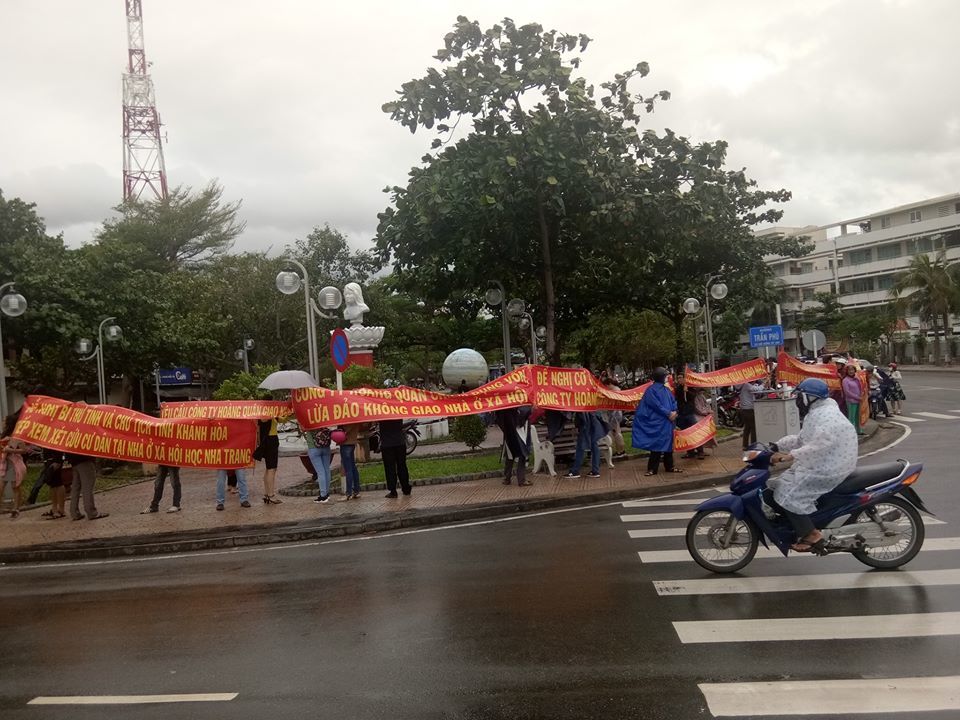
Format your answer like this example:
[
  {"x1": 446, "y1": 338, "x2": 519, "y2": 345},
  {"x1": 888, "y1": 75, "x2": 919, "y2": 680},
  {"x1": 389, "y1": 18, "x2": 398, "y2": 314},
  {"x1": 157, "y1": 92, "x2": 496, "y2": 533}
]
[
  {"x1": 684, "y1": 276, "x2": 728, "y2": 421},
  {"x1": 276, "y1": 261, "x2": 317, "y2": 380},
  {"x1": 77, "y1": 317, "x2": 123, "y2": 404},
  {"x1": 485, "y1": 281, "x2": 513, "y2": 374},
  {"x1": 0, "y1": 283, "x2": 27, "y2": 418},
  {"x1": 515, "y1": 311, "x2": 539, "y2": 365},
  {"x1": 235, "y1": 338, "x2": 255, "y2": 373}
]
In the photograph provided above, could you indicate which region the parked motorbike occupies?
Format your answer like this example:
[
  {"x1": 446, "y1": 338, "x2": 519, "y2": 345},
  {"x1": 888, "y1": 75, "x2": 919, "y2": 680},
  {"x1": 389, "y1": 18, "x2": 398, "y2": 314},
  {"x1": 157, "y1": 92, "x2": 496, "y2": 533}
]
[
  {"x1": 685, "y1": 444, "x2": 930, "y2": 573},
  {"x1": 715, "y1": 392, "x2": 742, "y2": 428},
  {"x1": 368, "y1": 419, "x2": 420, "y2": 456}
]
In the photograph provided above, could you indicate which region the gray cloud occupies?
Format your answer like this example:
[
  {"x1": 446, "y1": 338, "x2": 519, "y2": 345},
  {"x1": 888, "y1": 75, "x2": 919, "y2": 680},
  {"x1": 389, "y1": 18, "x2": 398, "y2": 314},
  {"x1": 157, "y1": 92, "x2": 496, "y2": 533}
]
[{"x1": 2, "y1": 0, "x2": 958, "y2": 251}]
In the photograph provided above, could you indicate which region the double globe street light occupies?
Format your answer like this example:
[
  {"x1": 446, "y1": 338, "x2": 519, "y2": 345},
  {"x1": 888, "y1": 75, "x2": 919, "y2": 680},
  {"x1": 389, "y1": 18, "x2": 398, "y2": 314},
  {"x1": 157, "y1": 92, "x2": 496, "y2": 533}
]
[
  {"x1": 234, "y1": 338, "x2": 255, "y2": 373},
  {"x1": 684, "y1": 277, "x2": 728, "y2": 422},
  {"x1": 276, "y1": 261, "x2": 343, "y2": 380},
  {"x1": 76, "y1": 317, "x2": 123, "y2": 405},
  {"x1": 0, "y1": 283, "x2": 27, "y2": 418}
]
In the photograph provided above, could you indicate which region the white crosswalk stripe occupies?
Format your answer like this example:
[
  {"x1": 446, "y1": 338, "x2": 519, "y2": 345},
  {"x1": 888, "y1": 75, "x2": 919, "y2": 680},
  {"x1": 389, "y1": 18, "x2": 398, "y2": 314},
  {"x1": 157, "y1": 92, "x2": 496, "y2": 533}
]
[
  {"x1": 639, "y1": 536, "x2": 960, "y2": 564},
  {"x1": 620, "y1": 512, "x2": 691, "y2": 523},
  {"x1": 627, "y1": 527, "x2": 685, "y2": 539},
  {"x1": 674, "y1": 611, "x2": 960, "y2": 643},
  {"x1": 622, "y1": 498, "x2": 706, "y2": 508},
  {"x1": 654, "y1": 568, "x2": 960, "y2": 596},
  {"x1": 698, "y1": 675, "x2": 960, "y2": 716}
]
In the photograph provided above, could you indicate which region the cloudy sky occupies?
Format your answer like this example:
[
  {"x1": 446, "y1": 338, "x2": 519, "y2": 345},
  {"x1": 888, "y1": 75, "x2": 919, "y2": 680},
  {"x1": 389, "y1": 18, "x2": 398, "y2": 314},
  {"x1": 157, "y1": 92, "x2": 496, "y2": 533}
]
[{"x1": 2, "y1": 0, "x2": 958, "y2": 254}]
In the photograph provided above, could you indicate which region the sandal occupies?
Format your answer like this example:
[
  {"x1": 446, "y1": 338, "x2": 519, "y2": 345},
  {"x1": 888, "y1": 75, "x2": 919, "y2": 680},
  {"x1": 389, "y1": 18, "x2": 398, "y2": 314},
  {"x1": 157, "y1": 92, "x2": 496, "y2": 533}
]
[
  {"x1": 669, "y1": 468, "x2": 684, "y2": 473},
  {"x1": 41, "y1": 510, "x2": 55, "y2": 517},
  {"x1": 791, "y1": 537, "x2": 828, "y2": 556},
  {"x1": 644, "y1": 471, "x2": 657, "y2": 476}
]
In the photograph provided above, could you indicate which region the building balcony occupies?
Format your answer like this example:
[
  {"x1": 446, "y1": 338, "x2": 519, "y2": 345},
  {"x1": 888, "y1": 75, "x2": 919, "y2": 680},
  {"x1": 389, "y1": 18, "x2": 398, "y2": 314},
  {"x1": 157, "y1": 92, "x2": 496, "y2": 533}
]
[{"x1": 833, "y1": 213, "x2": 960, "y2": 252}]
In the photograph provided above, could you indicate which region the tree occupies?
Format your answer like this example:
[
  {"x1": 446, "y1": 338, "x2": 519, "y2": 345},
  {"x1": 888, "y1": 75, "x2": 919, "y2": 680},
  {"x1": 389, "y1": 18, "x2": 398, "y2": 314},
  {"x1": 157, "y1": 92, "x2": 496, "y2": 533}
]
[
  {"x1": 213, "y1": 364, "x2": 280, "y2": 400},
  {"x1": 892, "y1": 252, "x2": 959, "y2": 366},
  {"x1": 96, "y1": 182, "x2": 245, "y2": 271},
  {"x1": 377, "y1": 17, "x2": 807, "y2": 363},
  {"x1": 287, "y1": 224, "x2": 381, "y2": 286},
  {"x1": 565, "y1": 310, "x2": 675, "y2": 370}
]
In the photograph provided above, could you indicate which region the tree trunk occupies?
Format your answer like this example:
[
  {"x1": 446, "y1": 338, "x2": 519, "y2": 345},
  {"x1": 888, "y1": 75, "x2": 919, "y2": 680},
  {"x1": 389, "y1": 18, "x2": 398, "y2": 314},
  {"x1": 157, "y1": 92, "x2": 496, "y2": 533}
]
[
  {"x1": 536, "y1": 195, "x2": 558, "y2": 365},
  {"x1": 933, "y1": 315, "x2": 943, "y2": 366}
]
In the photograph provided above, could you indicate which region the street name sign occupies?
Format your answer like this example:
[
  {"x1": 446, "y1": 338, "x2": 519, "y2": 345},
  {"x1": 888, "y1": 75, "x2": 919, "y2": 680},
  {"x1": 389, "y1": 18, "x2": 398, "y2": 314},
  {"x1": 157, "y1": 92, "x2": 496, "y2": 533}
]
[{"x1": 749, "y1": 325, "x2": 783, "y2": 348}]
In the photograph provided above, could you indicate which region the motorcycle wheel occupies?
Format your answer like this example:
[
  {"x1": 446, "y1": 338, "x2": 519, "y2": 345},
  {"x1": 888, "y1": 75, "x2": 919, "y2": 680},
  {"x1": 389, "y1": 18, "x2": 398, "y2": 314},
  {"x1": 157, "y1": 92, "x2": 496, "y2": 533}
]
[
  {"x1": 730, "y1": 409, "x2": 743, "y2": 428},
  {"x1": 850, "y1": 496, "x2": 925, "y2": 569},
  {"x1": 686, "y1": 509, "x2": 759, "y2": 573},
  {"x1": 404, "y1": 430, "x2": 418, "y2": 456}
]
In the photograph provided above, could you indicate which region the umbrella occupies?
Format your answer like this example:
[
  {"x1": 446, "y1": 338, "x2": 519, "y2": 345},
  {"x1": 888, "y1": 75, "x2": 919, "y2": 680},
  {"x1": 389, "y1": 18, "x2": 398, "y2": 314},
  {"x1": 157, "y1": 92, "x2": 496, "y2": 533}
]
[{"x1": 257, "y1": 370, "x2": 319, "y2": 391}]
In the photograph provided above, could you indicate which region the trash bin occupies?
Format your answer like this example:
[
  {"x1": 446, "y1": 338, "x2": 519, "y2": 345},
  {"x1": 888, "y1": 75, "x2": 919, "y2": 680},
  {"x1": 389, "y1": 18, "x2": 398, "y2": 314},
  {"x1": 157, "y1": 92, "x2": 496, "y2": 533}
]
[{"x1": 754, "y1": 397, "x2": 801, "y2": 445}]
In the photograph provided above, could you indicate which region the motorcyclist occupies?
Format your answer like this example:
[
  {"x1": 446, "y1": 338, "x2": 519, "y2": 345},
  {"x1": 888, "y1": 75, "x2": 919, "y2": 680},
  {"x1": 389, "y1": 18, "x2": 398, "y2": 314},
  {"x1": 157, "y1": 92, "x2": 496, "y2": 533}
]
[{"x1": 768, "y1": 378, "x2": 858, "y2": 554}]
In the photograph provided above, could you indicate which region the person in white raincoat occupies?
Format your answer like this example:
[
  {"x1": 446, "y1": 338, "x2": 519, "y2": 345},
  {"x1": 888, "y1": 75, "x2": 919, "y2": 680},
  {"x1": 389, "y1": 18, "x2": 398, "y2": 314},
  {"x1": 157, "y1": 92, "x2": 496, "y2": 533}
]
[{"x1": 768, "y1": 378, "x2": 858, "y2": 553}]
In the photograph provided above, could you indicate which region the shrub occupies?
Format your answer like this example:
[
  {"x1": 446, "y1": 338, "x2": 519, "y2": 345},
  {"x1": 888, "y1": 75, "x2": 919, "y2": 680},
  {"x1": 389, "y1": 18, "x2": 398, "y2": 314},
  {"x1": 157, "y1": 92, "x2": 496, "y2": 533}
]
[{"x1": 452, "y1": 414, "x2": 487, "y2": 450}]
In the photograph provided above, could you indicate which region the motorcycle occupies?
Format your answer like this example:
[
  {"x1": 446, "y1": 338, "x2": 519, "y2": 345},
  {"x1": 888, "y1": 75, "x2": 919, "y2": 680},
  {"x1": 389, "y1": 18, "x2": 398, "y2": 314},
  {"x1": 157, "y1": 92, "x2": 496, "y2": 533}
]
[
  {"x1": 714, "y1": 391, "x2": 742, "y2": 428},
  {"x1": 368, "y1": 419, "x2": 420, "y2": 456},
  {"x1": 685, "y1": 443, "x2": 930, "y2": 573}
]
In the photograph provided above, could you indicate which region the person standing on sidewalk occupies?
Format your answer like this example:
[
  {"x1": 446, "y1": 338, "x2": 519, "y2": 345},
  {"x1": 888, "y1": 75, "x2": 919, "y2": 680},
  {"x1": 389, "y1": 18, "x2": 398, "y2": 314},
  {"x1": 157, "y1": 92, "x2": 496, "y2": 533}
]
[
  {"x1": 306, "y1": 427, "x2": 333, "y2": 503},
  {"x1": 887, "y1": 363, "x2": 905, "y2": 414},
  {"x1": 632, "y1": 367, "x2": 680, "y2": 476},
  {"x1": 254, "y1": 419, "x2": 282, "y2": 504},
  {"x1": 495, "y1": 406, "x2": 532, "y2": 486},
  {"x1": 379, "y1": 419, "x2": 411, "y2": 498},
  {"x1": 1, "y1": 412, "x2": 29, "y2": 519},
  {"x1": 600, "y1": 377, "x2": 626, "y2": 458},
  {"x1": 565, "y1": 411, "x2": 605, "y2": 478},
  {"x1": 67, "y1": 453, "x2": 109, "y2": 521},
  {"x1": 339, "y1": 423, "x2": 363, "y2": 499},
  {"x1": 140, "y1": 465, "x2": 182, "y2": 514},
  {"x1": 216, "y1": 466, "x2": 251, "y2": 511},
  {"x1": 738, "y1": 379, "x2": 766, "y2": 450},
  {"x1": 842, "y1": 364, "x2": 865, "y2": 435}
]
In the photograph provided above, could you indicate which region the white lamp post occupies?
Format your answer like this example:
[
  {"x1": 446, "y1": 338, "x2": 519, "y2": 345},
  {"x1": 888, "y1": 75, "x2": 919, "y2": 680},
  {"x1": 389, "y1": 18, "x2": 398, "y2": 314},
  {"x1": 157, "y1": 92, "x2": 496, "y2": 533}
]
[
  {"x1": 684, "y1": 276, "x2": 728, "y2": 422},
  {"x1": 235, "y1": 338, "x2": 255, "y2": 373},
  {"x1": 77, "y1": 317, "x2": 123, "y2": 404},
  {"x1": 0, "y1": 283, "x2": 27, "y2": 418},
  {"x1": 276, "y1": 260, "x2": 317, "y2": 380}
]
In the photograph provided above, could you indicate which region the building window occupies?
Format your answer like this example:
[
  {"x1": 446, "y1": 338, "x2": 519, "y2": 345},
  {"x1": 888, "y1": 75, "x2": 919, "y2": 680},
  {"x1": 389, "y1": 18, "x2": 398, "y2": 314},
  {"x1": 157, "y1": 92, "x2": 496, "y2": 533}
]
[
  {"x1": 850, "y1": 278, "x2": 874, "y2": 293},
  {"x1": 801, "y1": 288, "x2": 815, "y2": 301},
  {"x1": 946, "y1": 230, "x2": 960, "y2": 248},
  {"x1": 847, "y1": 248, "x2": 873, "y2": 265},
  {"x1": 880, "y1": 216, "x2": 892, "y2": 229},
  {"x1": 918, "y1": 236, "x2": 933, "y2": 253},
  {"x1": 877, "y1": 243, "x2": 902, "y2": 260},
  {"x1": 876, "y1": 275, "x2": 895, "y2": 291},
  {"x1": 910, "y1": 210, "x2": 922, "y2": 223},
  {"x1": 939, "y1": 205, "x2": 951, "y2": 218},
  {"x1": 800, "y1": 262, "x2": 814, "y2": 273}
]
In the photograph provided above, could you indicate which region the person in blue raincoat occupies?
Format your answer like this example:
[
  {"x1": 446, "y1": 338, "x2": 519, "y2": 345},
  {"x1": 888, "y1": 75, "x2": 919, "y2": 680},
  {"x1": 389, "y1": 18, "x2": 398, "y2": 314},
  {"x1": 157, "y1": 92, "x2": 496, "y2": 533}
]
[{"x1": 632, "y1": 367, "x2": 681, "y2": 476}]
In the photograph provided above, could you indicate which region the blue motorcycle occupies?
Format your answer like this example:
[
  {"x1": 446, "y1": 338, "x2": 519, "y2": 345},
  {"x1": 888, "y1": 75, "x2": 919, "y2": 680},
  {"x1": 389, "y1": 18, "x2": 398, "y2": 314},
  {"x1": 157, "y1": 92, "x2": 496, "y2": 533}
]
[{"x1": 685, "y1": 444, "x2": 931, "y2": 573}]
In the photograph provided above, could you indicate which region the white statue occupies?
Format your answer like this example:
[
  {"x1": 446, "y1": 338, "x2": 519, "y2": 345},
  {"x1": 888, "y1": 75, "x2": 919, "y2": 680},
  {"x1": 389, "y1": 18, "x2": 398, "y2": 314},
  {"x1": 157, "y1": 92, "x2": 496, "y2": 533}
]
[{"x1": 342, "y1": 282, "x2": 370, "y2": 327}]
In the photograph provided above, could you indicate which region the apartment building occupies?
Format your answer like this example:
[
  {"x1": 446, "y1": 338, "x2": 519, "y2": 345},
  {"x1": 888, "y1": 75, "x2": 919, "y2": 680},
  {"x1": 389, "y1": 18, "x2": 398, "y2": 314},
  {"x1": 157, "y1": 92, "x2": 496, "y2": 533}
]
[{"x1": 760, "y1": 192, "x2": 960, "y2": 359}]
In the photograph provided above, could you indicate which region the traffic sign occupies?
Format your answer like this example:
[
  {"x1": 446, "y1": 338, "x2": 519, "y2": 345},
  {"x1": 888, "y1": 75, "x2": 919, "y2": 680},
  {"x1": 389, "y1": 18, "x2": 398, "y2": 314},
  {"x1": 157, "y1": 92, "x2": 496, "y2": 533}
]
[
  {"x1": 749, "y1": 325, "x2": 783, "y2": 348},
  {"x1": 330, "y1": 329, "x2": 351, "y2": 373},
  {"x1": 802, "y1": 329, "x2": 827, "y2": 353}
]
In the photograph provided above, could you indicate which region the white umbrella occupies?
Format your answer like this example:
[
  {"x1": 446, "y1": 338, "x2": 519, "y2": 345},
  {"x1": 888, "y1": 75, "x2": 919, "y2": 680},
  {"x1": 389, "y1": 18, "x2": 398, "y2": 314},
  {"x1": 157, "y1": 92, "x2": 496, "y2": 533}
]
[{"x1": 258, "y1": 370, "x2": 319, "y2": 391}]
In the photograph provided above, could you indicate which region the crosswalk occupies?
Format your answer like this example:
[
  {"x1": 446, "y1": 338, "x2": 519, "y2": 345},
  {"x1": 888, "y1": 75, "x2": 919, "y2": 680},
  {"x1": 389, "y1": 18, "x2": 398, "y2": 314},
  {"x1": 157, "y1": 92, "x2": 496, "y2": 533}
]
[
  {"x1": 620, "y1": 489, "x2": 960, "y2": 717},
  {"x1": 885, "y1": 408, "x2": 960, "y2": 423}
]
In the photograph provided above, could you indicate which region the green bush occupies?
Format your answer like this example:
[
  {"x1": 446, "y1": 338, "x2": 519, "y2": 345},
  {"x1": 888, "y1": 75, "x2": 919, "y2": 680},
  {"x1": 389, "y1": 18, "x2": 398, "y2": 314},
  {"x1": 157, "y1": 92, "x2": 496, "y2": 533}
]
[
  {"x1": 213, "y1": 364, "x2": 280, "y2": 400},
  {"x1": 452, "y1": 414, "x2": 487, "y2": 450}
]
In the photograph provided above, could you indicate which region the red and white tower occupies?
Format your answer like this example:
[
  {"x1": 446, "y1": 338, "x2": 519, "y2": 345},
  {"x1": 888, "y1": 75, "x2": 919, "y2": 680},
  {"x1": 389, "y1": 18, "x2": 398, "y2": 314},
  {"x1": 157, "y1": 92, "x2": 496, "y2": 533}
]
[{"x1": 122, "y1": 0, "x2": 168, "y2": 203}]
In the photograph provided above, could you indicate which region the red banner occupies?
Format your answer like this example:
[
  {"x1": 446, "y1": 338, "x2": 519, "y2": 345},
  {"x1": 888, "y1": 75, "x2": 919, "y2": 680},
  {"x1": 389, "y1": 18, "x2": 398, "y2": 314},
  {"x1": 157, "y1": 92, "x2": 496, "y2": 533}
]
[
  {"x1": 160, "y1": 400, "x2": 292, "y2": 421},
  {"x1": 775, "y1": 352, "x2": 869, "y2": 426},
  {"x1": 683, "y1": 358, "x2": 768, "y2": 388},
  {"x1": 291, "y1": 365, "x2": 647, "y2": 430},
  {"x1": 673, "y1": 415, "x2": 717, "y2": 452},
  {"x1": 12, "y1": 396, "x2": 257, "y2": 469}
]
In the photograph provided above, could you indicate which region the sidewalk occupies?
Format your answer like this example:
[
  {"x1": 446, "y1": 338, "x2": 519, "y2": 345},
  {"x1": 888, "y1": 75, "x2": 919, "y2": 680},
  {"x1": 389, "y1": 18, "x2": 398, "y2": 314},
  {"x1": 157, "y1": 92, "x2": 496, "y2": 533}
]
[{"x1": 0, "y1": 422, "x2": 883, "y2": 563}]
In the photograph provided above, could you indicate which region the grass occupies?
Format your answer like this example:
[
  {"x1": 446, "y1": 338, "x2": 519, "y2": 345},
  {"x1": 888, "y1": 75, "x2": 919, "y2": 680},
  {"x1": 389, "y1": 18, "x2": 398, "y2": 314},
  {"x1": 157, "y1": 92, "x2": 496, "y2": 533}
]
[{"x1": 355, "y1": 452, "x2": 502, "y2": 486}]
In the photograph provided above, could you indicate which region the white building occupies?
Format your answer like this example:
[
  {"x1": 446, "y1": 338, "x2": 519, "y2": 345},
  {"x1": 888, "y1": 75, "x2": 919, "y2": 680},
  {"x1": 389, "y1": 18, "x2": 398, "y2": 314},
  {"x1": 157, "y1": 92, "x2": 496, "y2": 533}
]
[{"x1": 762, "y1": 192, "x2": 960, "y2": 360}]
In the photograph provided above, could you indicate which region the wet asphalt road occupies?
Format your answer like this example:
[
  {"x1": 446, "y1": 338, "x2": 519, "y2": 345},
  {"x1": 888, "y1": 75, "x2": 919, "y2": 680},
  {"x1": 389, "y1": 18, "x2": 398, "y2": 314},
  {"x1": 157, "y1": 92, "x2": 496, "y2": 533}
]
[{"x1": 1, "y1": 370, "x2": 959, "y2": 719}]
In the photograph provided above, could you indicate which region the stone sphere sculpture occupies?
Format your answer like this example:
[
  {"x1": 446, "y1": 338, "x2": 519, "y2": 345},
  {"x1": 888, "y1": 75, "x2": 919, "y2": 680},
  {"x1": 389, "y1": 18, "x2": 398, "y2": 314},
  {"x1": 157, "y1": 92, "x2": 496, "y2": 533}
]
[{"x1": 442, "y1": 348, "x2": 489, "y2": 390}]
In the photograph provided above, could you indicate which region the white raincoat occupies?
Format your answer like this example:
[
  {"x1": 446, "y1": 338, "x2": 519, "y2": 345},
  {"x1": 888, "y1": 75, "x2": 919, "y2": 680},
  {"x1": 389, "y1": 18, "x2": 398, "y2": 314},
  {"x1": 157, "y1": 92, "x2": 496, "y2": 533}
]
[{"x1": 768, "y1": 397, "x2": 858, "y2": 515}]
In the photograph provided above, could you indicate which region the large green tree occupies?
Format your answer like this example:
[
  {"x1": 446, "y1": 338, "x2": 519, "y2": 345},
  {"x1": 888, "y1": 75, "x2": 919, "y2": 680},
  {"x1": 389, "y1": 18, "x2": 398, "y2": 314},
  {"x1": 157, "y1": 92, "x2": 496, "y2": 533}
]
[{"x1": 376, "y1": 16, "x2": 807, "y2": 363}]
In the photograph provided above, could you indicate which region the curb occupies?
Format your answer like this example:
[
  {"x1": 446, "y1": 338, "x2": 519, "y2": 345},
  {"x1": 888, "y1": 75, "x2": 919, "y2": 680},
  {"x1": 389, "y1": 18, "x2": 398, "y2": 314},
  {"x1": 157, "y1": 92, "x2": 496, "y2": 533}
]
[{"x1": 0, "y1": 473, "x2": 726, "y2": 564}]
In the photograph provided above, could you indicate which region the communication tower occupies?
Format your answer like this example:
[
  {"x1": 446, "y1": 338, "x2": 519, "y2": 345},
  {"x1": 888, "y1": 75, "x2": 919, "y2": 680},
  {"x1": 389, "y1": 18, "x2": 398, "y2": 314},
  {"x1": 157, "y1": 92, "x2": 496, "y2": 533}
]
[{"x1": 122, "y1": 0, "x2": 168, "y2": 202}]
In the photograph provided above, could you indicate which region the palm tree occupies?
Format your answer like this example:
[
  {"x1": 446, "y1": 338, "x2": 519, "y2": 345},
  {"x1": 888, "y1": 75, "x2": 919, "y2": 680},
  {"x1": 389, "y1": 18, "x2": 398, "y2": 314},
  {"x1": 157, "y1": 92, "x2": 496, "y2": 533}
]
[{"x1": 891, "y1": 251, "x2": 959, "y2": 366}]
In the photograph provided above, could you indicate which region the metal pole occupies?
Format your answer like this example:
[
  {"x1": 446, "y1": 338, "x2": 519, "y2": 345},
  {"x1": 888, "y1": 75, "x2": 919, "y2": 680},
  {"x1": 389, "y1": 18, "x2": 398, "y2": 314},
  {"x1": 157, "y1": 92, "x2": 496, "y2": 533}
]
[
  {"x1": 0, "y1": 282, "x2": 15, "y2": 418},
  {"x1": 703, "y1": 279, "x2": 719, "y2": 424},
  {"x1": 287, "y1": 259, "x2": 317, "y2": 380},
  {"x1": 491, "y1": 280, "x2": 511, "y2": 374},
  {"x1": 242, "y1": 346, "x2": 250, "y2": 374},
  {"x1": 529, "y1": 316, "x2": 537, "y2": 364},
  {"x1": 97, "y1": 317, "x2": 115, "y2": 404},
  {"x1": 154, "y1": 364, "x2": 161, "y2": 411}
]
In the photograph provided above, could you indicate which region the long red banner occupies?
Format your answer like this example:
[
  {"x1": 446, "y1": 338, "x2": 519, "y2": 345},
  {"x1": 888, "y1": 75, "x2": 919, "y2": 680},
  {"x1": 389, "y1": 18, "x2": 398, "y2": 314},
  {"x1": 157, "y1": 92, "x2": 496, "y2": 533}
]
[
  {"x1": 160, "y1": 400, "x2": 292, "y2": 421},
  {"x1": 12, "y1": 396, "x2": 257, "y2": 469},
  {"x1": 673, "y1": 415, "x2": 717, "y2": 452},
  {"x1": 683, "y1": 358, "x2": 768, "y2": 388}
]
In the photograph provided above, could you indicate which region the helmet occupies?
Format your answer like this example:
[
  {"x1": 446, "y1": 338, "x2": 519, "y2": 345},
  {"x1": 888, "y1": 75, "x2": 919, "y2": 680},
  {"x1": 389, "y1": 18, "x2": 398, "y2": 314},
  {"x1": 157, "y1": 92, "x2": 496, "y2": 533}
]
[
  {"x1": 796, "y1": 378, "x2": 829, "y2": 399},
  {"x1": 889, "y1": 362, "x2": 898, "y2": 370},
  {"x1": 795, "y1": 378, "x2": 829, "y2": 419}
]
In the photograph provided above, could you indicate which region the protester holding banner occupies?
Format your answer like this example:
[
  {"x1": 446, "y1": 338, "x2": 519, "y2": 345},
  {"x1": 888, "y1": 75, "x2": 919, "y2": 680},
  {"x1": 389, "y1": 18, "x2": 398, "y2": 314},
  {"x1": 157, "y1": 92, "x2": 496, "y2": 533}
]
[
  {"x1": 1, "y1": 411, "x2": 29, "y2": 519},
  {"x1": 676, "y1": 381, "x2": 714, "y2": 459},
  {"x1": 379, "y1": 419, "x2": 411, "y2": 498},
  {"x1": 216, "y1": 467, "x2": 251, "y2": 510},
  {"x1": 565, "y1": 411, "x2": 605, "y2": 479},
  {"x1": 632, "y1": 368, "x2": 681, "y2": 476},
  {"x1": 140, "y1": 465, "x2": 182, "y2": 514},
  {"x1": 67, "y1": 452, "x2": 108, "y2": 521},
  {"x1": 600, "y1": 377, "x2": 626, "y2": 457},
  {"x1": 738, "y1": 379, "x2": 767, "y2": 450},
  {"x1": 495, "y1": 406, "x2": 533, "y2": 486},
  {"x1": 306, "y1": 427, "x2": 333, "y2": 503},
  {"x1": 338, "y1": 423, "x2": 363, "y2": 499}
]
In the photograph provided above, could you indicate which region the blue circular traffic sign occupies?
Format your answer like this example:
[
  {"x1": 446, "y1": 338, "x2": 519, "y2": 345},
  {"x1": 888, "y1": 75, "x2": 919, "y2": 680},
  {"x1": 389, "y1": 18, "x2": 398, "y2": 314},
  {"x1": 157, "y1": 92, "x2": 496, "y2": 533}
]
[{"x1": 330, "y1": 329, "x2": 351, "y2": 372}]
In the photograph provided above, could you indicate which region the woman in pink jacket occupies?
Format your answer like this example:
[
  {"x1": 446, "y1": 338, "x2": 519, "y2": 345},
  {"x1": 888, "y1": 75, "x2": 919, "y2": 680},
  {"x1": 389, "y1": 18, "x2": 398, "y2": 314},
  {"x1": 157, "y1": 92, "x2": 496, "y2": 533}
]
[{"x1": 841, "y1": 364, "x2": 864, "y2": 436}]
